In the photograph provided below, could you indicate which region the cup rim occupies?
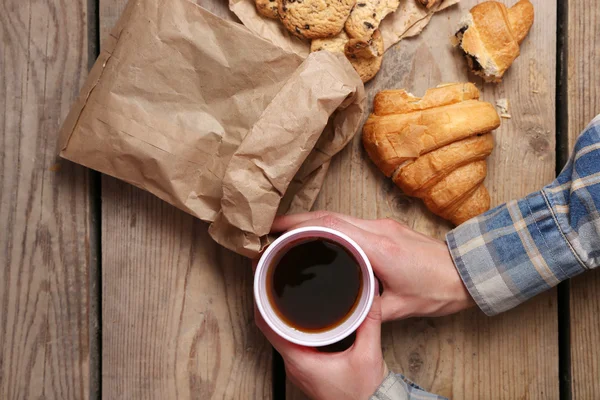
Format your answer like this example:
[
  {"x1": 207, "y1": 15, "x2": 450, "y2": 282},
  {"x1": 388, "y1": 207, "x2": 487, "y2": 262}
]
[{"x1": 254, "y1": 226, "x2": 375, "y2": 347}]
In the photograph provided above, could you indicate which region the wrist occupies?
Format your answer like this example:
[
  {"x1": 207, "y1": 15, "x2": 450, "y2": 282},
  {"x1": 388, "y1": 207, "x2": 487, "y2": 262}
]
[
  {"x1": 448, "y1": 272, "x2": 476, "y2": 312},
  {"x1": 365, "y1": 363, "x2": 390, "y2": 400},
  {"x1": 416, "y1": 247, "x2": 475, "y2": 317},
  {"x1": 437, "y1": 246, "x2": 475, "y2": 314}
]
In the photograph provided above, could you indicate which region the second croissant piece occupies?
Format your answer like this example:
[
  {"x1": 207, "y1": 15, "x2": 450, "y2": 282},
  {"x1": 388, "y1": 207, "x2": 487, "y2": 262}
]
[
  {"x1": 363, "y1": 83, "x2": 501, "y2": 225},
  {"x1": 453, "y1": 0, "x2": 534, "y2": 83}
]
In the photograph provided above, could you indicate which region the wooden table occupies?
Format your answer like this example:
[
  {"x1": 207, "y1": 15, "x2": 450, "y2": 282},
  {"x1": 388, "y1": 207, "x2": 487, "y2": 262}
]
[{"x1": 1, "y1": 0, "x2": 599, "y2": 398}]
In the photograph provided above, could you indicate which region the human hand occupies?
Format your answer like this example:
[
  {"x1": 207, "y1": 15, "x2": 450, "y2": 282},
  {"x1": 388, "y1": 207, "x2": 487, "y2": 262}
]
[
  {"x1": 272, "y1": 212, "x2": 475, "y2": 321},
  {"x1": 255, "y1": 291, "x2": 388, "y2": 400}
]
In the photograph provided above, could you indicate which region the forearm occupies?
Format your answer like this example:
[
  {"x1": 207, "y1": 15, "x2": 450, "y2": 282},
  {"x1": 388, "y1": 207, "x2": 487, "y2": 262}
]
[{"x1": 447, "y1": 115, "x2": 600, "y2": 315}]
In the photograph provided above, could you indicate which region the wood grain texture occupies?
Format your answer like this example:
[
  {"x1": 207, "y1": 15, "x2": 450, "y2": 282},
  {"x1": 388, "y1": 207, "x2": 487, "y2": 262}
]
[
  {"x1": 567, "y1": 1, "x2": 600, "y2": 398},
  {"x1": 0, "y1": 0, "x2": 92, "y2": 398},
  {"x1": 99, "y1": 1, "x2": 272, "y2": 399},
  {"x1": 287, "y1": 0, "x2": 559, "y2": 398}
]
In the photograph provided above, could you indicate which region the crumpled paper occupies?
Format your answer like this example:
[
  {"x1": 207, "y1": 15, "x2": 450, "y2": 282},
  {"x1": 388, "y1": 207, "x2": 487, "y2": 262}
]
[
  {"x1": 229, "y1": 0, "x2": 460, "y2": 56},
  {"x1": 58, "y1": 0, "x2": 365, "y2": 257}
]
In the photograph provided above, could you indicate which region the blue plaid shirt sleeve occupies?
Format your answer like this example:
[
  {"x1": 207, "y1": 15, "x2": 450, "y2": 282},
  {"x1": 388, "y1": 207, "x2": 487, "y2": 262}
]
[
  {"x1": 370, "y1": 372, "x2": 447, "y2": 400},
  {"x1": 446, "y1": 115, "x2": 600, "y2": 316},
  {"x1": 370, "y1": 117, "x2": 600, "y2": 399}
]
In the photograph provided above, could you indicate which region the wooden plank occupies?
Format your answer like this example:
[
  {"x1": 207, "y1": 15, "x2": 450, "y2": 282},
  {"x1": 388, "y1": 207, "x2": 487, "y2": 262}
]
[
  {"x1": 0, "y1": 0, "x2": 92, "y2": 398},
  {"x1": 286, "y1": 0, "x2": 559, "y2": 399},
  {"x1": 98, "y1": 1, "x2": 273, "y2": 398},
  {"x1": 567, "y1": 1, "x2": 600, "y2": 398}
]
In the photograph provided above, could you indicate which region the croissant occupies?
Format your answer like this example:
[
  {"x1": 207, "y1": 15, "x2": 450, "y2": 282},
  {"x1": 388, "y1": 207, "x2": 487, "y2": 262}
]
[
  {"x1": 363, "y1": 83, "x2": 501, "y2": 225},
  {"x1": 453, "y1": 0, "x2": 534, "y2": 83}
]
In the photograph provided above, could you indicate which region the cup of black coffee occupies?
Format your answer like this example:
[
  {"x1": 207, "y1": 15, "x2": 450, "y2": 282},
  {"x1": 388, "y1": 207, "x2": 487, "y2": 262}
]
[{"x1": 254, "y1": 227, "x2": 375, "y2": 347}]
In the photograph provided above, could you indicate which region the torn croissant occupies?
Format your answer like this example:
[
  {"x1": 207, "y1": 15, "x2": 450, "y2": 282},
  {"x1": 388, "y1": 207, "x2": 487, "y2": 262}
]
[
  {"x1": 453, "y1": 0, "x2": 534, "y2": 83},
  {"x1": 363, "y1": 83, "x2": 501, "y2": 225}
]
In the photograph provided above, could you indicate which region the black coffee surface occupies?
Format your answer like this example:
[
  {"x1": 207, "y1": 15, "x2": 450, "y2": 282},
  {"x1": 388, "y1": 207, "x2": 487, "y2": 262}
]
[{"x1": 268, "y1": 239, "x2": 362, "y2": 332}]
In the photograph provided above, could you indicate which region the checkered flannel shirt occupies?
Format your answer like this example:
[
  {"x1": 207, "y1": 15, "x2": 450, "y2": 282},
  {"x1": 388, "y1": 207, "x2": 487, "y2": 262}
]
[
  {"x1": 371, "y1": 116, "x2": 600, "y2": 400},
  {"x1": 447, "y1": 115, "x2": 600, "y2": 316},
  {"x1": 370, "y1": 372, "x2": 447, "y2": 400}
]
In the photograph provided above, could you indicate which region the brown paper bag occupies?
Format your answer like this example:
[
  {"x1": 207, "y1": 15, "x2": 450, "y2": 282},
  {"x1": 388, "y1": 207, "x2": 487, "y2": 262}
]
[
  {"x1": 229, "y1": 0, "x2": 460, "y2": 56},
  {"x1": 58, "y1": 0, "x2": 365, "y2": 257}
]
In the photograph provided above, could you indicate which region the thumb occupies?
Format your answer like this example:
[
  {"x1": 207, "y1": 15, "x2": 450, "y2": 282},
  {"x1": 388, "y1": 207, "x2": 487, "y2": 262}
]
[{"x1": 352, "y1": 292, "x2": 382, "y2": 355}]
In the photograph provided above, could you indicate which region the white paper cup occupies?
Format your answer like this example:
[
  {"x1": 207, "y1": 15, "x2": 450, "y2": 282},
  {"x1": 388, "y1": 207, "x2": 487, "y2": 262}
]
[{"x1": 254, "y1": 226, "x2": 375, "y2": 347}]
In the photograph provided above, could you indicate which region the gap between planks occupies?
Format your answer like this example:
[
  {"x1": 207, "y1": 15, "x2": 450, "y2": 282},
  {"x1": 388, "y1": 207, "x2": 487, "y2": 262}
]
[
  {"x1": 555, "y1": 1, "x2": 572, "y2": 399},
  {"x1": 87, "y1": 0, "x2": 102, "y2": 398}
]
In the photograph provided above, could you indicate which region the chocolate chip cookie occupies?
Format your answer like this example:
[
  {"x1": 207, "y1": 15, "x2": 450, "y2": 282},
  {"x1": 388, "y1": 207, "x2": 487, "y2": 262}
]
[
  {"x1": 345, "y1": 0, "x2": 400, "y2": 38},
  {"x1": 278, "y1": 0, "x2": 356, "y2": 39},
  {"x1": 311, "y1": 29, "x2": 384, "y2": 82},
  {"x1": 255, "y1": 0, "x2": 279, "y2": 18}
]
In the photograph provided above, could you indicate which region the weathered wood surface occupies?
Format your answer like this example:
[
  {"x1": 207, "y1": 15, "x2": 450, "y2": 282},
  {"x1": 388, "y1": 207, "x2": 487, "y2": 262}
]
[
  {"x1": 288, "y1": 0, "x2": 559, "y2": 398},
  {"x1": 5, "y1": 0, "x2": 589, "y2": 398},
  {"x1": 567, "y1": 0, "x2": 600, "y2": 398},
  {"x1": 98, "y1": 1, "x2": 273, "y2": 398},
  {"x1": 0, "y1": 0, "x2": 92, "y2": 398}
]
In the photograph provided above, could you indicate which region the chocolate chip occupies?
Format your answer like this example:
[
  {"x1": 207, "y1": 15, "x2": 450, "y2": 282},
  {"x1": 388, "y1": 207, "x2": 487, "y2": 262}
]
[
  {"x1": 357, "y1": 2, "x2": 366, "y2": 5},
  {"x1": 466, "y1": 54, "x2": 483, "y2": 72},
  {"x1": 305, "y1": 24, "x2": 310, "y2": 29},
  {"x1": 295, "y1": 26, "x2": 302, "y2": 35},
  {"x1": 372, "y1": 13, "x2": 376, "y2": 17},
  {"x1": 454, "y1": 26, "x2": 468, "y2": 45},
  {"x1": 364, "y1": 21, "x2": 374, "y2": 29}
]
